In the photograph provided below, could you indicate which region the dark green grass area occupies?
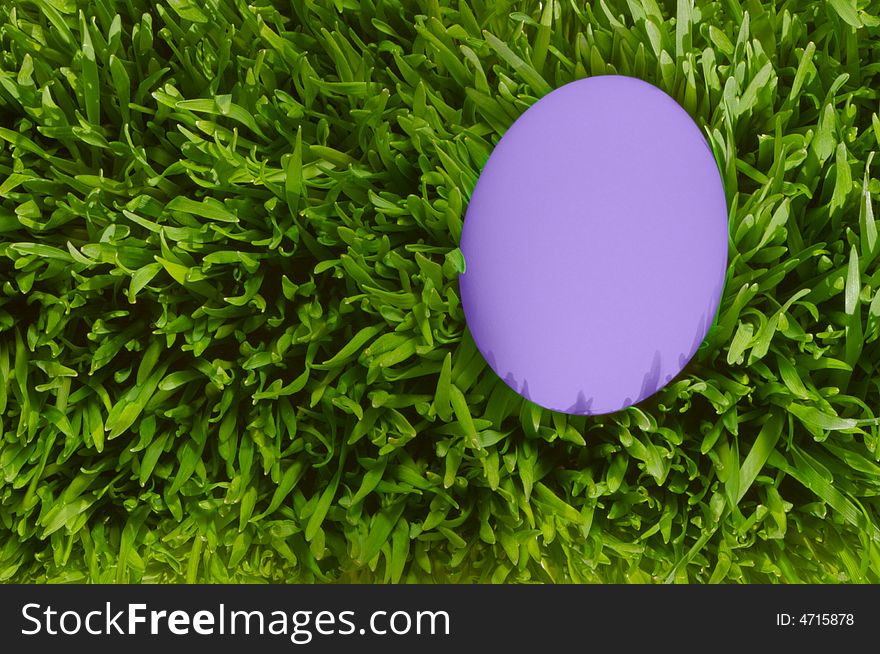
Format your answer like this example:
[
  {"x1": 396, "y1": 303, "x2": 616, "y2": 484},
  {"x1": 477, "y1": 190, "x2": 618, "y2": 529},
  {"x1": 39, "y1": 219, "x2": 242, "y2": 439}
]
[{"x1": 1, "y1": 0, "x2": 879, "y2": 582}]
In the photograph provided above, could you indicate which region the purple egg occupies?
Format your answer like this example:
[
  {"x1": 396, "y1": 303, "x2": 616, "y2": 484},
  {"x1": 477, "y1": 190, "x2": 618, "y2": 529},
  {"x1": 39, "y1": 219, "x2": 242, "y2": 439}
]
[{"x1": 459, "y1": 75, "x2": 728, "y2": 415}]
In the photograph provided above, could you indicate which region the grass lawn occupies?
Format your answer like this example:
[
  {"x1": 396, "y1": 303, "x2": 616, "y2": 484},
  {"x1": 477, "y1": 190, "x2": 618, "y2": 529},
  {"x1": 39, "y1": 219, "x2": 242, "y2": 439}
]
[{"x1": 1, "y1": 0, "x2": 879, "y2": 583}]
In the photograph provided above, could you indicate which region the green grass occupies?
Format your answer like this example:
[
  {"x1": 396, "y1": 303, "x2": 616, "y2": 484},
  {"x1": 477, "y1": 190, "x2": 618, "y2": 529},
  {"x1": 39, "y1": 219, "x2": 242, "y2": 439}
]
[{"x1": 1, "y1": 0, "x2": 879, "y2": 583}]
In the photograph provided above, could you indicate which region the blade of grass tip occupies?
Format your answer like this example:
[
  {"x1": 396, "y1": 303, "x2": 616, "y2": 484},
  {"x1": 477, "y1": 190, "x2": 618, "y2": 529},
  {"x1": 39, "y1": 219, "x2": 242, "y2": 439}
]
[
  {"x1": 828, "y1": 0, "x2": 863, "y2": 28},
  {"x1": 389, "y1": 518, "x2": 409, "y2": 583},
  {"x1": 675, "y1": 0, "x2": 693, "y2": 62},
  {"x1": 412, "y1": 20, "x2": 471, "y2": 89},
  {"x1": 533, "y1": 482, "x2": 586, "y2": 525},
  {"x1": 105, "y1": 362, "x2": 168, "y2": 440},
  {"x1": 135, "y1": 340, "x2": 162, "y2": 386},
  {"x1": 116, "y1": 505, "x2": 149, "y2": 583},
  {"x1": 127, "y1": 262, "x2": 162, "y2": 303},
  {"x1": 860, "y1": 152, "x2": 877, "y2": 267},
  {"x1": 358, "y1": 500, "x2": 407, "y2": 566},
  {"x1": 787, "y1": 41, "x2": 816, "y2": 107},
  {"x1": 108, "y1": 54, "x2": 130, "y2": 126},
  {"x1": 483, "y1": 30, "x2": 552, "y2": 97},
  {"x1": 531, "y1": 0, "x2": 554, "y2": 72},
  {"x1": 812, "y1": 104, "x2": 837, "y2": 164},
  {"x1": 285, "y1": 126, "x2": 303, "y2": 217},
  {"x1": 517, "y1": 441, "x2": 537, "y2": 500},
  {"x1": 770, "y1": 449, "x2": 880, "y2": 541},
  {"x1": 726, "y1": 320, "x2": 754, "y2": 365},
  {"x1": 868, "y1": 289, "x2": 880, "y2": 342},
  {"x1": 750, "y1": 288, "x2": 810, "y2": 363},
  {"x1": 433, "y1": 351, "x2": 453, "y2": 421},
  {"x1": 786, "y1": 402, "x2": 859, "y2": 432},
  {"x1": 449, "y1": 383, "x2": 479, "y2": 449},
  {"x1": 305, "y1": 448, "x2": 347, "y2": 542},
  {"x1": 321, "y1": 325, "x2": 385, "y2": 369},
  {"x1": 843, "y1": 245, "x2": 863, "y2": 370},
  {"x1": 349, "y1": 457, "x2": 388, "y2": 507},
  {"x1": 664, "y1": 494, "x2": 728, "y2": 583},
  {"x1": 165, "y1": 196, "x2": 238, "y2": 223},
  {"x1": 186, "y1": 535, "x2": 203, "y2": 583},
  {"x1": 79, "y1": 12, "x2": 101, "y2": 128},
  {"x1": 822, "y1": 441, "x2": 880, "y2": 477},
  {"x1": 776, "y1": 355, "x2": 811, "y2": 400},
  {"x1": 256, "y1": 461, "x2": 307, "y2": 518},
  {"x1": 138, "y1": 432, "x2": 170, "y2": 486},
  {"x1": 168, "y1": 419, "x2": 209, "y2": 495},
  {"x1": 722, "y1": 435, "x2": 740, "y2": 511},
  {"x1": 830, "y1": 142, "x2": 852, "y2": 215},
  {"x1": 238, "y1": 485, "x2": 258, "y2": 531},
  {"x1": 736, "y1": 408, "x2": 783, "y2": 503},
  {"x1": 34, "y1": 0, "x2": 76, "y2": 50}
]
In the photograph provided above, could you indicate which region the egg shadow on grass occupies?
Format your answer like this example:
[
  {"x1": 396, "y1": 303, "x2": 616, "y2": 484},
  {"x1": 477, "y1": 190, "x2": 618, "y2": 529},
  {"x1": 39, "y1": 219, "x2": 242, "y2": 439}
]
[
  {"x1": 633, "y1": 309, "x2": 719, "y2": 416},
  {"x1": 566, "y1": 390, "x2": 594, "y2": 415},
  {"x1": 477, "y1": 306, "x2": 717, "y2": 418},
  {"x1": 637, "y1": 349, "x2": 663, "y2": 405},
  {"x1": 679, "y1": 310, "x2": 710, "y2": 371},
  {"x1": 484, "y1": 349, "x2": 498, "y2": 373},
  {"x1": 520, "y1": 378, "x2": 533, "y2": 402},
  {"x1": 502, "y1": 370, "x2": 519, "y2": 393}
]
